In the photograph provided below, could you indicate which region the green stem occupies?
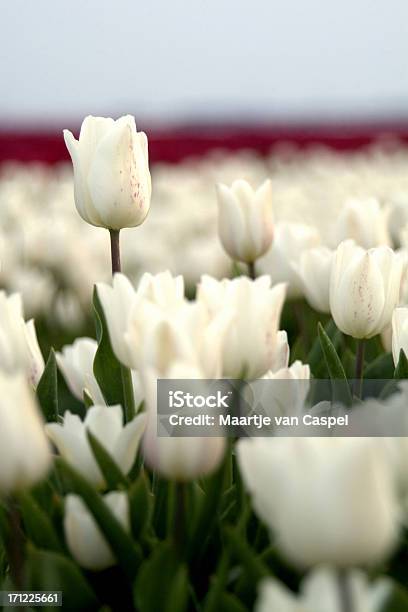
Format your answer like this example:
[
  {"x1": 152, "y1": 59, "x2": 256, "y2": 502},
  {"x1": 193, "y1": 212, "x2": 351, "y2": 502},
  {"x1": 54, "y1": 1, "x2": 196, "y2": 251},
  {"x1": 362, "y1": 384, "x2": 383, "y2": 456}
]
[
  {"x1": 353, "y1": 339, "x2": 365, "y2": 398},
  {"x1": 109, "y1": 229, "x2": 121, "y2": 276},
  {"x1": 5, "y1": 498, "x2": 24, "y2": 590},
  {"x1": 247, "y1": 261, "x2": 256, "y2": 280},
  {"x1": 120, "y1": 364, "x2": 136, "y2": 422},
  {"x1": 338, "y1": 570, "x2": 354, "y2": 612}
]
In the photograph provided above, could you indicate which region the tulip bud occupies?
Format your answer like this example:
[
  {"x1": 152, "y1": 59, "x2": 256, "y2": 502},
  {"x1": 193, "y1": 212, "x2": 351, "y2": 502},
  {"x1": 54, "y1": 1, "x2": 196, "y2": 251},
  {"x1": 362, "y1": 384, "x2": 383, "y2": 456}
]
[
  {"x1": 257, "y1": 222, "x2": 321, "y2": 299},
  {"x1": 63, "y1": 115, "x2": 151, "y2": 230},
  {"x1": 56, "y1": 337, "x2": 105, "y2": 404},
  {"x1": 331, "y1": 198, "x2": 390, "y2": 249},
  {"x1": 297, "y1": 247, "x2": 334, "y2": 313},
  {"x1": 391, "y1": 307, "x2": 408, "y2": 365},
  {"x1": 142, "y1": 363, "x2": 226, "y2": 480},
  {"x1": 64, "y1": 492, "x2": 129, "y2": 570},
  {"x1": 330, "y1": 241, "x2": 403, "y2": 339},
  {"x1": 197, "y1": 275, "x2": 286, "y2": 379},
  {"x1": 238, "y1": 438, "x2": 398, "y2": 568},
  {"x1": 216, "y1": 179, "x2": 274, "y2": 263},
  {"x1": 46, "y1": 405, "x2": 146, "y2": 488},
  {"x1": 0, "y1": 371, "x2": 51, "y2": 493},
  {"x1": 0, "y1": 291, "x2": 44, "y2": 386},
  {"x1": 255, "y1": 568, "x2": 391, "y2": 612}
]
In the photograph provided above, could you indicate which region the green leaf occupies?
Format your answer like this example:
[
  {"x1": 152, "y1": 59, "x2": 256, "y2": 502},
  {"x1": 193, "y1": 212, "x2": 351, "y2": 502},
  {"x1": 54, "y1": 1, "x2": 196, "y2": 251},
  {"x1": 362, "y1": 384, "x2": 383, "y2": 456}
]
[
  {"x1": 308, "y1": 319, "x2": 341, "y2": 377},
  {"x1": 36, "y1": 349, "x2": 58, "y2": 422},
  {"x1": 92, "y1": 286, "x2": 125, "y2": 407},
  {"x1": 223, "y1": 527, "x2": 269, "y2": 584},
  {"x1": 218, "y1": 593, "x2": 248, "y2": 612},
  {"x1": 394, "y1": 349, "x2": 408, "y2": 380},
  {"x1": 25, "y1": 546, "x2": 98, "y2": 611},
  {"x1": 55, "y1": 458, "x2": 141, "y2": 581},
  {"x1": 83, "y1": 389, "x2": 94, "y2": 409},
  {"x1": 203, "y1": 551, "x2": 230, "y2": 612},
  {"x1": 364, "y1": 352, "x2": 394, "y2": 380},
  {"x1": 317, "y1": 322, "x2": 352, "y2": 406},
  {"x1": 129, "y1": 471, "x2": 153, "y2": 538},
  {"x1": 18, "y1": 492, "x2": 63, "y2": 553},
  {"x1": 87, "y1": 430, "x2": 128, "y2": 490},
  {"x1": 134, "y1": 541, "x2": 189, "y2": 612},
  {"x1": 384, "y1": 581, "x2": 408, "y2": 611}
]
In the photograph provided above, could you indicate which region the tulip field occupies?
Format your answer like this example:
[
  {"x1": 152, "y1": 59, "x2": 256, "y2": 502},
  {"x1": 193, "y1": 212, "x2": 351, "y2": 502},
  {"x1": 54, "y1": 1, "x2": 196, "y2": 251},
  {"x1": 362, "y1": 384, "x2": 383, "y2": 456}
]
[{"x1": 2, "y1": 117, "x2": 408, "y2": 611}]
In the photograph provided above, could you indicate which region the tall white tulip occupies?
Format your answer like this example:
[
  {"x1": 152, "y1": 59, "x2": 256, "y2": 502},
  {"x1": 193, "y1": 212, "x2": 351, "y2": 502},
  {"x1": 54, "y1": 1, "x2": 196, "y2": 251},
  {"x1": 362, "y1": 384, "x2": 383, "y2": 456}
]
[
  {"x1": 297, "y1": 247, "x2": 334, "y2": 313},
  {"x1": 331, "y1": 198, "x2": 390, "y2": 249},
  {"x1": 197, "y1": 275, "x2": 287, "y2": 379},
  {"x1": 63, "y1": 115, "x2": 151, "y2": 230},
  {"x1": 330, "y1": 241, "x2": 403, "y2": 339},
  {"x1": 0, "y1": 372, "x2": 51, "y2": 493},
  {"x1": 142, "y1": 362, "x2": 226, "y2": 480},
  {"x1": 46, "y1": 405, "x2": 146, "y2": 488},
  {"x1": 257, "y1": 222, "x2": 321, "y2": 298},
  {"x1": 216, "y1": 179, "x2": 274, "y2": 263},
  {"x1": 64, "y1": 492, "x2": 129, "y2": 571},
  {"x1": 0, "y1": 291, "x2": 44, "y2": 386},
  {"x1": 57, "y1": 337, "x2": 105, "y2": 405},
  {"x1": 391, "y1": 307, "x2": 408, "y2": 365},
  {"x1": 238, "y1": 437, "x2": 398, "y2": 568},
  {"x1": 255, "y1": 568, "x2": 391, "y2": 612}
]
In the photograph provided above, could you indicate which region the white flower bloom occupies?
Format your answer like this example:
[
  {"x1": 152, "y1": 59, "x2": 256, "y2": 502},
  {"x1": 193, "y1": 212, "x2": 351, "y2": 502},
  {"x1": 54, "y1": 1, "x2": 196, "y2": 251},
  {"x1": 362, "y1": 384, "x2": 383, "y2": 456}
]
[
  {"x1": 216, "y1": 179, "x2": 274, "y2": 263},
  {"x1": 0, "y1": 371, "x2": 51, "y2": 493},
  {"x1": 255, "y1": 568, "x2": 391, "y2": 612},
  {"x1": 0, "y1": 291, "x2": 44, "y2": 386},
  {"x1": 197, "y1": 275, "x2": 286, "y2": 379},
  {"x1": 330, "y1": 241, "x2": 403, "y2": 339},
  {"x1": 46, "y1": 405, "x2": 146, "y2": 488},
  {"x1": 96, "y1": 271, "x2": 185, "y2": 367},
  {"x1": 57, "y1": 337, "x2": 105, "y2": 404},
  {"x1": 257, "y1": 222, "x2": 321, "y2": 299},
  {"x1": 331, "y1": 198, "x2": 390, "y2": 249},
  {"x1": 391, "y1": 307, "x2": 408, "y2": 365},
  {"x1": 262, "y1": 360, "x2": 310, "y2": 413},
  {"x1": 142, "y1": 363, "x2": 226, "y2": 480},
  {"x1": 298, "y1": 247, "x2": 334, "y2": 313},
  {"x1": 64, "y1": 492, "x2": 129, "y2": 570},
  {"x1": 238, "y1": 437, "x2": 398, "y2": 567},
  {"x1": 63, "y1": 115, "x2": 151, "y2": 230}
]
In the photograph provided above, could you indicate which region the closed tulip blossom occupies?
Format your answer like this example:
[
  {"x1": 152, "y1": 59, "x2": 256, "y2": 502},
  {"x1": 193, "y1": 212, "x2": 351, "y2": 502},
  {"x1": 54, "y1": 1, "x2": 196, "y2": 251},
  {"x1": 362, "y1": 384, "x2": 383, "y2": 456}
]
[
  {"x1": 216, "y1": 179, "x2": 274, "y2": 264},
  {"x1": 46, "y1": 405, "x2": 146, "y2": 488},
  {"x1": 330, "y1": 241, "x2": 403, "y2": 339},
  {"x1": 57, "y1": 337, "x2": 105, "y2": 405},
  {"x1": 63, "y1": 115, "x2": 151, "y2": 230},
  {"x1": 255, "y1": 568, "x2": 391, "y2": 612},
  {"x1": 64, "y1": 492, "x2": 129, "y2": 571},
  {"x1": 0, "y1": 291, "x2": 44, "y2": 386},
  {"x1": 197, "y1": 275, "x2": 287, "y2": 379},
  {"x1": 0, "y1": 372, "x2": 51, "y2": 493},
  {"x1": 237, "y1": 438, "x2": 398, "y2": 568},
  {"x1": 331, "y1": 198, "x2": 390, "y2": 249},
  {"x1": 298, "y1": 247, "x2": 334, "y2": 313},
  {"x1": 391, "y1": 308, "x2": 408, "y2": 365}
]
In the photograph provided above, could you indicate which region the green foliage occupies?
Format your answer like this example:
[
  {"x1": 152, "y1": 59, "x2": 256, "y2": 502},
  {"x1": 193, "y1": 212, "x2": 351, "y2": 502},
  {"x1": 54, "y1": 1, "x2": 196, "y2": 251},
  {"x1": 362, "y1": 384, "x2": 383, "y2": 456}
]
[{"x1": 36, "y1": 349, "x2": 58, "y2": 422}]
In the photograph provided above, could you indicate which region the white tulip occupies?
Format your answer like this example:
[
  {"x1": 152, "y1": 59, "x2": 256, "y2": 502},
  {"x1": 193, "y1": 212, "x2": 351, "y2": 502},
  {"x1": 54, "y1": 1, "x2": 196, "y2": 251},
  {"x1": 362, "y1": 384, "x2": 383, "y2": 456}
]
[
  {"x1": 197, "y1": 275, "x2": 286, "y2": 379},
  {"x1": 330, "y1": 241, "x2": 403, "y2": 339},
  {"x1": 64, "y1": 492, "x2": 129, "y2": 570},
  {"x1": 216, "y1": 179, "x2": 274, "y2": 263},
  {"x1": 255, "y1": 568, "x2": 391, "y2": 612},
  {"x1": 46, "y1": 405, "x2": 146, "y2": 488},
  {"x1": 391, "y1": 307, "x2": 408, "y2": 365},
  {"x1": 63, "y1": 115, "x2": 151, "y2": 230},
  {"x1": 0, "y1": 371, "x2": 51, "y2": 493},
  {"x1": 262, "y1": 360, "x2": 310, "y2": 413},
  {"x1": 238, "y1": 437, "x2": 398, "y2": 567},
  {"x1": 331, "y1": 198, "x2": 390, "y2": 249},
  {"x1": 0, "y1": 291, "x2": 44, "y2": 386},
  {"x1": 96, "y1": 271, "x2": 185, "y2": 368},
  {"x1": 142, "y1": 363, "x2": 226, "y2": 480},
  {"x1": 257, "y1": 222, "x2": 321, "y2": 298},
  {"x1": 56, "y1": 337, "x2": 105, "y2": 404},
  {"x1": 298, "y1": 247, "x2": 334, "y2": 313}
]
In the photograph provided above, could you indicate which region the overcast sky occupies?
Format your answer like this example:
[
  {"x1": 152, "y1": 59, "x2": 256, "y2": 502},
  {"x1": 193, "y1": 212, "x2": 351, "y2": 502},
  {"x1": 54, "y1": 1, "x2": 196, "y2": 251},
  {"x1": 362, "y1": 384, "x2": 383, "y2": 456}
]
[{"x1": 2, "y1": 0, "x2": 408, "y2": 126}]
